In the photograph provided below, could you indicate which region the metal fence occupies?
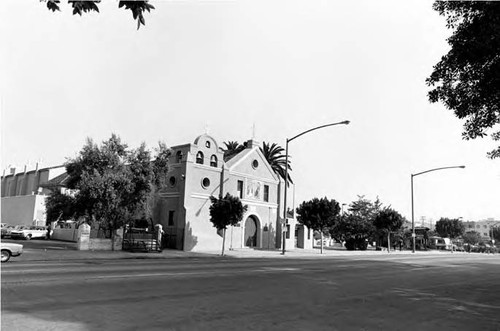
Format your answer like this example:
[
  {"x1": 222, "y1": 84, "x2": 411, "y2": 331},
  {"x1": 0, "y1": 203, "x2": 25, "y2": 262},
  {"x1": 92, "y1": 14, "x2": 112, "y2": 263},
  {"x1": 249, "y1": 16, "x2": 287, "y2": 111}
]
[
  {"x1": 162, "y1": 227, "x2": 184, "y2": 250},
  {"x1": 122, "y1": 227, "x2": 161, "y2": 252}
]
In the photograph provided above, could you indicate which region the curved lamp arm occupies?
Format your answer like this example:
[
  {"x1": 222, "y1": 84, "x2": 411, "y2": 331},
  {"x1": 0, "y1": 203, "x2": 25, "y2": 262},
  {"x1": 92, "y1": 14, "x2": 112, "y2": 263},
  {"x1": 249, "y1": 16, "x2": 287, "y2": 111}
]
[
  {"x1": 412, "y1": 165, "x2": 465, "y2": 177},
  {"x1": 288, "y1": 121, "x2": 350, "y2": 143}
]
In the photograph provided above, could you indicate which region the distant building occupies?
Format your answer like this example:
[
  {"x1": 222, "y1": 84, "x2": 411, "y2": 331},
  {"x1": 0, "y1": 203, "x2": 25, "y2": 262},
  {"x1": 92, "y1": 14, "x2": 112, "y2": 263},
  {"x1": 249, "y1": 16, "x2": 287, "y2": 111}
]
[
  {"x1": 463, "y1": 218, "x2": 500, "y2": 239},
  {"x1": 1, "y1": 134, "x2": 315, "y2": 252},
  {"x1": 1, "y1": 164, "x2": 66, "y2": 226}
]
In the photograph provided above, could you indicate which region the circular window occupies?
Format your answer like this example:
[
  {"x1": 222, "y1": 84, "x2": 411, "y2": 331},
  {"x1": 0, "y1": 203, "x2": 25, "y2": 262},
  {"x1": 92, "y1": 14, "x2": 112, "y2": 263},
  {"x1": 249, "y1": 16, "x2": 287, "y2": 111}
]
[
  {"x1": 205, "y1": 141, "x2": 211, "y2": 148},
  {"x1": 202, "y1": 177, "x2": 211, "y2": 188},
  {"x1": 252, "y1": 160, "x2": 259, "y2": 169},
  {"x1": 169, "y1": 176, "x2": 176, "y2": 187}
]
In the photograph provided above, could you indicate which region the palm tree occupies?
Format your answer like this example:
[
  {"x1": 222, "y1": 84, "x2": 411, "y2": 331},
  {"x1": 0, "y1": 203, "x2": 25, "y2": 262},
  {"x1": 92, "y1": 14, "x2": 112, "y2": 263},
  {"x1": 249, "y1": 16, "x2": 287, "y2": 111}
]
[
  {"x1": 260, "y1": 142, "x2": 293, "y2": 186},
  {"x1": 222, "y1": 141, "x2": 246, "y2": 161}
]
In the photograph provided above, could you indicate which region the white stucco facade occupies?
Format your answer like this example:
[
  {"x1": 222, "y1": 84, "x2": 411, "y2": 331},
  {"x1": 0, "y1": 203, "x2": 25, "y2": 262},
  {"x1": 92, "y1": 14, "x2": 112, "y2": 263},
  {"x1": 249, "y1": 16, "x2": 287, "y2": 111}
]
[{"x1": 152, "y1": 134, "x2": 314, "y2": 252}]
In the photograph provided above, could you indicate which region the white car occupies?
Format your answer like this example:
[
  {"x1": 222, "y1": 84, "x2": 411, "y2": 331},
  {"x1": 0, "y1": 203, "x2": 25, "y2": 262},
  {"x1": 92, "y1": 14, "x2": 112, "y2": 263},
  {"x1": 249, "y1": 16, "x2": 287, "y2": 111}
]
[
  {"x1": 10, "y1": 226, "x2": 48, "y2": 240},
  {"x1": 1, "y1": 242, "x2": 23, "y2": 262}
]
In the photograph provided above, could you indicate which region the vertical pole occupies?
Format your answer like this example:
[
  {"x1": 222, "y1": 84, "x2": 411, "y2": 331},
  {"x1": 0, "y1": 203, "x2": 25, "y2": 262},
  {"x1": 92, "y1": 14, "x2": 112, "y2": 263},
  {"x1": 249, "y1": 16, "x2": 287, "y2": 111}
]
[
  {"x1": 388, "y1": 231, "x2": 390, "y2": 254},
  {"x1": 268, "y1": 207, "x2": 271, "y2": 250},
  {"x1": 492, "y1": 226, "x2": 496, "y2": 247},
  {"x1": 230, "y1": 225, "x2": 233, "y2": 251},
  {"x1": 411, "y1": 174, "x2": 415, "y2": 253},
  {"x1": 222, "y1": 228, "x2": 226, "y2": 256},
  {"x1": 282, "y1": 139, "x2": 289, "y2": 255}
]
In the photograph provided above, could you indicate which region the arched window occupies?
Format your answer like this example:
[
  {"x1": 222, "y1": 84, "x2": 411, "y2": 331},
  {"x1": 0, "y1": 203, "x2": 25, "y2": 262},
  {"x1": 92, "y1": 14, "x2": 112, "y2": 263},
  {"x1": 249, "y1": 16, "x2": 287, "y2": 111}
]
[
  {"x1": 176, "y1": 151, "x2": 183, "y2": 163},
  {"x1": 196, "y1": 151, "x2": 204, "y2": 164},
  {"x1": 169, "y1": 176, "x2": 176, "y2": 187},
  {"x1": 210, "y1": 155, "x2": 217, "y2": 167}
]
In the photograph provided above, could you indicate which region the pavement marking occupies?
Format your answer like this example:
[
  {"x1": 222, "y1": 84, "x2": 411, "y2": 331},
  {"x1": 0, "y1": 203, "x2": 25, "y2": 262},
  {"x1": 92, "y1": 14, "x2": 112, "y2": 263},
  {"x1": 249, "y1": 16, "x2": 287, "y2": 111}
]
[
  {"x1": 86, "y1": 267, "x2": 302, "y2": 280},
  {"x1": 88, "y1": 271, "x2": 205, "y2": 279},
  {"x1": 259, "y1": 267, "x2": 299, "y2": 271}
]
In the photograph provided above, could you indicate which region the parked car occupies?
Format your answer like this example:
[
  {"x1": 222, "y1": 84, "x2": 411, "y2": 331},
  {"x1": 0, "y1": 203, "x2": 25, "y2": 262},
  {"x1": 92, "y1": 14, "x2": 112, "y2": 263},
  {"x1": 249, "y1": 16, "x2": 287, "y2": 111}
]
[
  {"x1": 1, "y1": 242, "x2": 23, "y2": 262},
  {"x1": 428, "y1": 236, "x2": 447, "y2": 250},
  {"x1": 10, "y1": 226, "x2": 48, "y2": 240},
  {"x1": 1, "y1": 225, "x2": 21, "y2": 238}
]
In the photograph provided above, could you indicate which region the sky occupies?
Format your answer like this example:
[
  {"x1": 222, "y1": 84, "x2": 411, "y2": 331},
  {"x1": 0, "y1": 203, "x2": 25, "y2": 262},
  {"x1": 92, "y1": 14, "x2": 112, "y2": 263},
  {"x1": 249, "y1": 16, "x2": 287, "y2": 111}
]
[{"x1": 1, "y1": 0, "x2": 499, "y2": 224}]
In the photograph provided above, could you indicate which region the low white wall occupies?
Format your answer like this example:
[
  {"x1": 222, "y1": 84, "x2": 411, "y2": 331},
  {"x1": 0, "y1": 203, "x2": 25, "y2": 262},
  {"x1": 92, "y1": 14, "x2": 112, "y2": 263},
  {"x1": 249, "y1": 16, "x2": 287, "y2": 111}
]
[
  {"x1": 88, "y1": 239, "x2": 113, "y2": 250},
  {"x1": 51, "y1": 228, "x2": 78, "y2": 242},
  {"x1": 52, "y1": 225, "x2": 124, "y2": 250}
]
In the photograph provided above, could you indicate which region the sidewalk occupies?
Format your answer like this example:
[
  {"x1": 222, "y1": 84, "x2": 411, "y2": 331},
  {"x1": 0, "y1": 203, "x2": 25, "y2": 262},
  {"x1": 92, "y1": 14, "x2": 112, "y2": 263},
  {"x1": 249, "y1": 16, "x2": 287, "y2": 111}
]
[{"x1": 15, "y1": 245, "x2": 465, "y2": 262}]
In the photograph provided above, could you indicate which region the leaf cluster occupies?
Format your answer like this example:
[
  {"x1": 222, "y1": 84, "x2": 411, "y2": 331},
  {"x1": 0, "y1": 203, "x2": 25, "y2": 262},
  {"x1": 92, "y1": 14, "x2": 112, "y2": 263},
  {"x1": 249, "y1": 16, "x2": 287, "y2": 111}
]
[
  {"x1": 296, "y1": 197, "x2": 340, "y2": 232},
  {"x1": 330, "y1": 214, "x2": 375, "y2": 243},
  {"x1": 42, "y1": 0, "x2": 155, "y2": 29},
  {"x1": 435, "y1": 217, "x2": 465, "y2": 239},
  {"x1": 427, "y1": 1, "x2": 500, "y2": 158},
  {"x1": 61, "y1": 134, "x2": 169, "y2": 229},
  {"x1": 348, "y1": 195, "x2": 382, "y2": 221},
  {"x1": 221, "y1": 140, "x2": 294, "y2": 185},
  {"x1": 151, "y1": 142, "x2": 171, "y2": 188},
  {"x1": 260, "y1": 142, "x2": 293, "y2": 186},
  {"x1": 493, "y1": 227, "x2": 500, "y2": 242},
  {"x1": 373, "y1": 207, "x2": 405, "y2": 233},
  {"x1": 462, "y1": 231, "x2": 482, "y2": 245},
  {"x1": 330, "y1": 196, "x2": 406, "y2": 245},
  {"x1": 222, "y1": 141, "x2": 246, "y2": 161},
  {"x1": 45, "y1": 190, "x2": 77, "y2": 224},
  {"x1": 209, "y1": 193, "x2": 248, "y2": 231}
]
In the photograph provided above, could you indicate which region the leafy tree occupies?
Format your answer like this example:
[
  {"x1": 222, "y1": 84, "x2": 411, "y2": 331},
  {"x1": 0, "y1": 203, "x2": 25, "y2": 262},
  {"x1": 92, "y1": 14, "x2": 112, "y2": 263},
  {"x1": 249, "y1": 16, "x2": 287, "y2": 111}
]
[
  {"x1": 209, "y1": 193, "x2": 248, "y2": 256},
  {"x1": 349, "y1": 195, "x2": 382, "y2": 221},
  {"x1": 151, "y1": 142, "x2": 171, "y2": 188},
  {"x1": 330, "y1": 196, "x2": 381, "y2": 250},
  {"x1": 296, "y1": 197, "x2": 340, "y2": 254},
  {"x1": 462, "y1": 231, "x2": 482, "y2": 245},
  {"x1": 42, "y1": 0, "x2": 155, "y2": 30},
  {"x1": 330, "y1": 214, "x2": 375, "y2": 251},
  {"x1": 45, "y1": 190, "x2": 77, "y2": 224},
  {"x1": 373, "y1": 207, "x2": 405, "y2": 252},
  {"x1": 260, "y1": 142, "x2": 293, "y2": 186},
  {"x1": 492, "y1": 227, "x2": 500, "y2": 243},
  {"x1": 144, "y1": 142, "x2": 171, "y2": 221},
  {"x1": 427, "y1": 1, "x2": 500, "y2": 158},
  {"x1": 77, "y1": 168, "x2": 134, "y2": 247},
  {"x1": 435, "y1": 217, "x2": 465, "y2": 239},
  {"x1": 64, "y1": 134, "x2": 169, "y2": 250}
]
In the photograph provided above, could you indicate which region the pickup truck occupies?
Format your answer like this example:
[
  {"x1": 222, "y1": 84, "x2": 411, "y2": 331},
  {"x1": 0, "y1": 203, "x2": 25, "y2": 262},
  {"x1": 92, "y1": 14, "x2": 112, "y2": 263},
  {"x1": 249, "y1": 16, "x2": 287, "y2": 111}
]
[{"x1": 10, "y1": 226, "x2": 48, "y2": 240}]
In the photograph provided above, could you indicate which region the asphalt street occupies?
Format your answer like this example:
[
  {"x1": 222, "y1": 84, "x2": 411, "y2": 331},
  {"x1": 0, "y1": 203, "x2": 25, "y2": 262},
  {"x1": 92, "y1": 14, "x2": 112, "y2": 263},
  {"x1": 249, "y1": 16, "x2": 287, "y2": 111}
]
[{"x1": 2, "y1": 253, "x2": 500, "y2": 331}]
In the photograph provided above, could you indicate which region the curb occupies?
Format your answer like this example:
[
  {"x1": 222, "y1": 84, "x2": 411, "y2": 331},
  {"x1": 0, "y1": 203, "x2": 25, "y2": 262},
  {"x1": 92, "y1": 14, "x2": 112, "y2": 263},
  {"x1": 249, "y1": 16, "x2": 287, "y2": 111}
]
[{"x1": 11, "y1": 247, "x2": 478, "y2": 263}]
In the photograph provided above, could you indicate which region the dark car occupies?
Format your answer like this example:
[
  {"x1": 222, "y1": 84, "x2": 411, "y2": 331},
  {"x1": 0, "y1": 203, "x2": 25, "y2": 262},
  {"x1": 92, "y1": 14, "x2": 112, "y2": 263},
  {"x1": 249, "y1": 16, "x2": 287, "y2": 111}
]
[{"x1": 1, "y1": 225, "x2": 21, "y2": 238}]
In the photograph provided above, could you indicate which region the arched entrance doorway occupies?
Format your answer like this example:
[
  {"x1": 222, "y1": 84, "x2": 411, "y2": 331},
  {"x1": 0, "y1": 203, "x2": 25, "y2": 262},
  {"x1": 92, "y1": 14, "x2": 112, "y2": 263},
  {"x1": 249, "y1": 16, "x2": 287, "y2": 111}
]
[{"x1": 244, "y1": 216, "x2": 259, "y2": 247}]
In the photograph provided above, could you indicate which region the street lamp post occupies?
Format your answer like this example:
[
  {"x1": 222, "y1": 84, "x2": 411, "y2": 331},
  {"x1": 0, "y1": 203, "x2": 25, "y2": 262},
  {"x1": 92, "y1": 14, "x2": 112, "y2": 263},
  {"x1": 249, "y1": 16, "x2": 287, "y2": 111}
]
[
  {"x1": 281, "y1": 120, "x2": 350, "y2": 255},
  {"x1": 491, "y1": 225, "x2": 496, "y2": 246},
  {"x1": 411, "y1": 165, "x2": 465, "y2": 253}
]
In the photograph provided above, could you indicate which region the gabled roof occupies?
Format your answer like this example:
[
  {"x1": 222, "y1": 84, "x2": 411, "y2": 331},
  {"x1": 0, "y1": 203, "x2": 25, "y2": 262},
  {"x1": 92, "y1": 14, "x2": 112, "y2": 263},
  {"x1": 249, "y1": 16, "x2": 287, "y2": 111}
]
[
  {"x1": 223, "y1": 149, "x2": 244, "y2": 163},
  {"x1": 226, "y1": 146, "x2": 279, "y2": 182}
]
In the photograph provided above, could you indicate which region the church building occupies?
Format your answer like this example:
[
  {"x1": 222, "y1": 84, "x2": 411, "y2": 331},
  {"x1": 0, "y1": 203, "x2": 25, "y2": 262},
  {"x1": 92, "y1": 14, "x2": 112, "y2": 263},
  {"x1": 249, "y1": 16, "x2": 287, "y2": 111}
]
[{"x1": 153, "y1": 133, "x2": 314, "y2": 252}]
